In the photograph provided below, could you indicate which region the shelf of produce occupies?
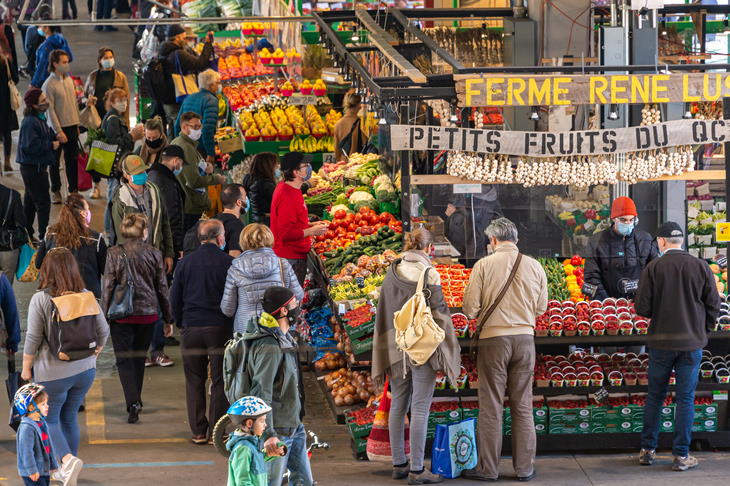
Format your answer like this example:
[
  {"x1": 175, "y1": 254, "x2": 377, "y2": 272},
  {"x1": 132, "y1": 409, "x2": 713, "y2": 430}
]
[
  {"x1": 433, "y1": 382, "x2": 730, "y2": 398},
  {"x1": 454, "y1": 332, "x2": 730, "y2": 349},
  {"x1": 314, "y1": 371, "x2": 358, "y2": 424}
]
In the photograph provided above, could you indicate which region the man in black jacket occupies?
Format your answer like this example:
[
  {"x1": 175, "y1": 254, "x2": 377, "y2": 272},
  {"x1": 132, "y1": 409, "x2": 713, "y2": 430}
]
[
  {"x1": 158, "y1": 25, "x2": 214, "y2": 137},
  {"x1": 170, "y1": 219, "x2": 233, "y2": 444},
  {"x1": 584, "y1": 196, "x2": 658, "y2": 300},
  {"x1": 635, "y1": 221, "x2": 721, "y2": 472},
  {"x1": 148, "y1": 145, "x2": 186, "y2": 258}
]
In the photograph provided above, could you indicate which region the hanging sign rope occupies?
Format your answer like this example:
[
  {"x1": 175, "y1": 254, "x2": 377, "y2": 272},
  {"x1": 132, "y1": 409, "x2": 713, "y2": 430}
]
[
  {"x1": 454, "y1": 73, "x2": 730, "y2": 107},
  {"x1": 390, "y1": 119, "x2": 729, "y2": 157}
]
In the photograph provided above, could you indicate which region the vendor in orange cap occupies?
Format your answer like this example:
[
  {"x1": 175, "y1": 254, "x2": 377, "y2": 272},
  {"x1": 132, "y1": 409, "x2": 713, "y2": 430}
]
[{"x1": 583, "y1": 196, "x2": 658, "y2": 300}]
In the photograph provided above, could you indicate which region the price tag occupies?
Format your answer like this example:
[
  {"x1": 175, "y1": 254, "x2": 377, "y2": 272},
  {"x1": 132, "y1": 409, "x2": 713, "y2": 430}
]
[
  {"x1": 322, "y1": 153, "x2": 336, "y2": 164},
  {"x1": 338, "y1": 303, "x2": 346, "y2": 315},
  {"x1": 453, "y1": 184, "x2": 482, "y2": 194},
  {"x1": 712, "y1": 391, "x2": 728, "y2": 401},
  {"x1": 715, "y1": 255, "x2": 728, "y2": 270},
  {"x1": 288, "y1": 94, "x2": 319, "y2": 105},
  {"x1": 687, "y1": 206, "x2": 700, "y2": 218},
  {"x1": 716, "y1": 222, "x2": 730, "y2": 243},
  {"x1": 355, "y1": 277, "x2": 365, "y2": 288},
  {"x1": 592, "y1": 387, "x2": 609, "y2": 406}
]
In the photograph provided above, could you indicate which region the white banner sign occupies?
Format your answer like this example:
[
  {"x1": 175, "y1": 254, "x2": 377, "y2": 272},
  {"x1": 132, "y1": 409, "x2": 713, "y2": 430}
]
[{"x1": 390, "y1": 120, "x2": 730, "y2": 157}]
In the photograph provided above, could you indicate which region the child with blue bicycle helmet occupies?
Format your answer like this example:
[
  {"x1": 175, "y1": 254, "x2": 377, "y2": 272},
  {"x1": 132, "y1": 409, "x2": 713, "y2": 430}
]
[
  {"x1": 14, "y1": 383, "x2": 59, "y2": 485},
  {"x1": 226, "y1": 396, "x2": 284, "y2": 486}
]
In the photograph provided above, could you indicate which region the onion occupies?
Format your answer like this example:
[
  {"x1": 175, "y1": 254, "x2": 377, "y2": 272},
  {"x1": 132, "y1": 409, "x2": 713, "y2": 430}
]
[
  {"x1": 334, "y1": 395, "x2": 344, "y2": 407},
  {"x1": 343, "y1": 394, "x2": 355, "y2": 406},
  {"x1": 359, "y1": 390, "x2": 370, "y2": 402}
]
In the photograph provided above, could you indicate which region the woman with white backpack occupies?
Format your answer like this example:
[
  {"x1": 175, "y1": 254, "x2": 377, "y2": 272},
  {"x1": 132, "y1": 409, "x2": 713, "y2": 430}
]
[{"x1": 371, "y1": 227, "x2": 461, "y2": 485}]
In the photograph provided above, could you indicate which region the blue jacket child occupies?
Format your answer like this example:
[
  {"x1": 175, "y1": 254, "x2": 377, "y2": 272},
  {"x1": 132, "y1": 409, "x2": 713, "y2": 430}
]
[{"x1": 15, "y1": 385, "x2": 59, "y2": 484}]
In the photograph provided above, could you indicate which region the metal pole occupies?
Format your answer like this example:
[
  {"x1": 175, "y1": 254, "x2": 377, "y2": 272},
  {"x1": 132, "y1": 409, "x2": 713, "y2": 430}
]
[
  {"x1": 400, "y1": 103, "x2": 412, "y2": 233},
  {"x1": 725, "y1": 97, "x2": 730, "y2": 204},
  {"x1": 23, "y1": 15, "x2": 312, "y2": 26}
]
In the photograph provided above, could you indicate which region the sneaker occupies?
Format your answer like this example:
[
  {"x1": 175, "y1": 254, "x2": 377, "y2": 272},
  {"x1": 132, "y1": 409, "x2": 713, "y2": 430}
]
[
  {"x1": 408, "y1": 470, "x2": 443, "y2": 485},
  {"x1": 639, "y1": 449, "x2": 656, "y2": 466},
  {"x1": 61, "y1": 455, "x2": 83, "y2": 486},
  {"x1": 153, "y1": 353, "x2": 174, "y2": 367},
  {"x1": 128, "y1": 402, "x2": 142, "y2": 424},
  {"x1": 52, "y1": 192, "x2": 63, "y2": 204},
  {"x1": 393, "y1": 463, "x2": 409, "y2": 480},
  {"x1": 90, "y1": 186, "x2": 101, "y2": 199},
  {"x1": 672, "y1": 455, "x2": 699, "y2": 471},
  {"x1": 145, "y1": 357, "x2": 155, "y2": 368}
]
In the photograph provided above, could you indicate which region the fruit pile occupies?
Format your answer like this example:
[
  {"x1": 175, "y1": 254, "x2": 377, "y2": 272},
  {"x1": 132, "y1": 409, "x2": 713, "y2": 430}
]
[
  {"x1": 538, "y1": 257, "x2": 570, "y2": 301},
  {"x1": 562, "y1": 255, "x2": 586, "y2": 301},
  {"x1": 217, "y1": 52, "x2": 272, "y2": 80},
  {"x1": 313, "y1": 352, "x2": 347, "y2": 372},
  {"x1": 329, "y1": 273, "x2": 386, "y2": 302},
  {"x1": 534, "y1": 350, "x2": 651, "y2": 388},
  {"x1": 535, "y1": 298, "x2": 649, "y2": 337},
  {"x1": 240, "y1": 104, "x2": 334, "y2": 144},
  {"x1": 242, "y1": 21, "x2": 267, "y2": 35},
  {"x1": 345, "y1": 406, "x2": 375, "y2": 426},
  {"x1": 435, "y1": 264, "x2": 472, "y2": 308},
  {"x1": 322, "y1": 225, "x2": 403, "y2": 277},
  {"x1": 222, "y1": 82, "x2": 277, "y2": 111},
  {"x1": 324, "y1": 368, "x2": 376, "y2": 407},
  {"x1": 328, "y1": 250, "x2": 399, "y2": 285},
  {"x1": 342, "y1": 305, "x2": 374, "y2": 329}
]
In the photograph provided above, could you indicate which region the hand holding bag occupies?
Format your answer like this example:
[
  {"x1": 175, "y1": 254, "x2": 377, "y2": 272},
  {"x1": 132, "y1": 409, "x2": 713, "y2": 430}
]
[
  {"x1": 79, "y1": 103, "x2": 102, "y2": 130},
  {"x1": 107, "y1": 247, "x2": 135, "y2": 320}
]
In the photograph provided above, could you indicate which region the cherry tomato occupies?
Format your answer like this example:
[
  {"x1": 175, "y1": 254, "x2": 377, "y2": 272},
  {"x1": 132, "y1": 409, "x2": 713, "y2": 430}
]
[
  {"x1": 379, "y1": 212, "x2": 393, "y2": 223},
  {"x1": 354, "y1": 214, "x2": 362, "y2": 224},
  {"x1": 358, "y1": 206, "x2": 369, "y2": 215},
  {"x1": 334, "y1": 209, "x2": 346, "y2": 220},
  {"x1": 347, "y1": 223, "x2": 357, "y2": 232}
]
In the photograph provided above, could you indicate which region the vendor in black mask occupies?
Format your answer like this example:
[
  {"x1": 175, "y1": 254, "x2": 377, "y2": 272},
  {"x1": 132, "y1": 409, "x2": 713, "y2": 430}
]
[
  {"x1": 135, "y1": 116, "x2": 169, "y2": 167},
  {"x1": 584, "y1": 196, "x2": 658, "y2": 301},
  {"x1": 243, "y1": 286, "x2": 314, "y2": 486}
]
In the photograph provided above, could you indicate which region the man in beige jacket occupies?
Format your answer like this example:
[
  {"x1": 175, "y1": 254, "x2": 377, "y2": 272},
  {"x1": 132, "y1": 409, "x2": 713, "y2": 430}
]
[{"x1": 461, "y1": 218, "x2": 547, "y2": 482}]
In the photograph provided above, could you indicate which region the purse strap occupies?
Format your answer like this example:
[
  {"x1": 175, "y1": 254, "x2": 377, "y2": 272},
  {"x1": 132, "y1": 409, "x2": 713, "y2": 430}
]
[
  {"x1": 1, "y1": 192, "x2": 12, "y2": 227},
  {"x1": 119, "y1": 246, "x2": 134, "y2": 285},
  {"x1": 470, "y1": 253, "x2": 523, "y2": 357}
]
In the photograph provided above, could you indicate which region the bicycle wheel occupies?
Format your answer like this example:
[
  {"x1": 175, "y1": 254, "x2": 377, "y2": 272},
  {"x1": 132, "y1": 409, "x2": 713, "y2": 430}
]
[{"x1": 212, "y1": 414, "x2": 235, "y2": 457}]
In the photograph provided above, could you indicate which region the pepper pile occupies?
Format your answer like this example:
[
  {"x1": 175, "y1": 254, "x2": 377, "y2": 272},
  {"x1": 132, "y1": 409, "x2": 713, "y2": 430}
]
[
  {"x1": 538, "y1": 258, "x2": 569, "y2": 301},
  {"x1": 562, "y1": 255, "x2": 586, "y2": 302}
]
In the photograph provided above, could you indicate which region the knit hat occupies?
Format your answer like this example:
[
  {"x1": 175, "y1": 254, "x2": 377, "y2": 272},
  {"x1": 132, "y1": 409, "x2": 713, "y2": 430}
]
[
  {"x1": 280, "y1": 152, "x2": 312, "y2": 172},
  {"x1": 656, "y1": 221, "x2": 683, "y2": 238},
  {"x1": 122, "y1": 155, "x2": 150, "y2": 175},
  {"x1": 262, "y1": 287, "x2": 295, "y2": 317},
  {"x1": 24, "y1": 88, "x2": 43, "y2": 107},
  {"x1": 610, "y1": 196, "x2": 638, "y2": 219},
  {"x1": 167, "y1": 24, "x2": 186, "y2": 39}
]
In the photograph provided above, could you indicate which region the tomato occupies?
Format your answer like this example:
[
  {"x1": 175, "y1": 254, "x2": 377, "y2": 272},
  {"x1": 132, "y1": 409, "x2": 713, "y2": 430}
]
[
  {"x1": 325, "y1": 230, "x2": 335, "y2": 240},
  {"x1": 358, "y1": 219, "x2": 368, "y2": 227},
  {"x1": 354, "y1": 214, "x2": 362, "y2": 224},
  {"x1": 336, "y1": 226, "x2": 346, "y2": 235},
  {"x1": 328, "y1": 222, "x2": 337, "y2": 231},
  {"x1": 345, "y1": 232, "x2": 357, "y2": 240},
  {"x1": 367, "y1": 214, "x2": 379, "y2": 225},
  {"x1": 334, "y1": 209, "x2": 346, "y2": 220},
  {"x1": 379, "y1": 212, "x2": 393, "y2": 223},
  {"x1": 347, "y1": 223, "x2": 357, "y2": 232},
  {"x1": 374, "y1": 222, "x2": 385, "y2": 229},
  {"x1": 345, "y1": 213, "x2": 355, "y2": 224},
  {"x1": 358, "y1": 206, "x2": 369, "y2": 215}
]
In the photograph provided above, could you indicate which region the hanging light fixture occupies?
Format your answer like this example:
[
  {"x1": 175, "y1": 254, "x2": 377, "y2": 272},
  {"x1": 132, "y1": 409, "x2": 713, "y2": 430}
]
[
  {"x1": 608, "y1": 104, "x2": 619, "y2": 120},
  {"x1": 449, "y1": 104, "x2": 459, "y2": 123},
  {"x1": 529, "y1": 106, "x2": 540, "y2": 121},
  {"x1": 378, "y1": 107, "x2": 387, "y2": 125},
  {"x1": 351, "y1": 27, "x2": 360, "y2": 43},
  {"x1": 683, "y1": 103, "x2": 693, "y2": 119}
]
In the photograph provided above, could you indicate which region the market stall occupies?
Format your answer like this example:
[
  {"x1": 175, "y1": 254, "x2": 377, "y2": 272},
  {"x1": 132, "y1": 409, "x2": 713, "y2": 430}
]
[{"x1": 290, "y1": 5, "x2": 730, "y2": 459}]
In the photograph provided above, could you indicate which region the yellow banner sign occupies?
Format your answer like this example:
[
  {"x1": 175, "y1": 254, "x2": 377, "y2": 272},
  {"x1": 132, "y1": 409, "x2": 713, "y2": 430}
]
[
  {"x1": 717, "y1": 222, "x2": 730, "y2": 243},
  {"x1": 455, "y1": 73, "x2": 730, "y2": 107}
]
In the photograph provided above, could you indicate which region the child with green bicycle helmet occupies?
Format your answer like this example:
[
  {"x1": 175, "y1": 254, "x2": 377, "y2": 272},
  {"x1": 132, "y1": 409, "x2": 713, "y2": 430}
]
[
  {"x1": 14, "y1": 383, "x2": 59, "y2": 485},
  {"x1": 226, "y1": 396, "x2": 284, "y2": 486}
]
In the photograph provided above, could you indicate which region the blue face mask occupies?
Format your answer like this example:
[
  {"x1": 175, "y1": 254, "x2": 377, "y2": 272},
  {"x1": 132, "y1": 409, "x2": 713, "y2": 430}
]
[
  {"x1": 302, "y1": 164, "x2": 312, "y2": 182},
  {"x1": 131, "y1": 172, "x2": 148, "y2": 186},
  {"x1": 242, "y1": 198, "x2": 249, "y2": 213},
  {"x1": 219, "y1": 242, "x2": 226, "y2": 251},
  {"x1": 37, "y1": 28, "x2": 45, "y2": 37},
  {"x1": 274, "y1": 168, "x2": 282, "y2": 180},
  {"x1": 173, "y1": 167, "x2": 183, "y2": 177},
  {"x1": 615, "y1": 221, "x2": 635, "y2": 237}
]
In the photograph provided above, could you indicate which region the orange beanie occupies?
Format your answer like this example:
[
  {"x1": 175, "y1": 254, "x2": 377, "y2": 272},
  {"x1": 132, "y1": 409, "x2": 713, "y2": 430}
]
[{"x1": 610, "y1": 197, "x2": 638, "y2": 219}]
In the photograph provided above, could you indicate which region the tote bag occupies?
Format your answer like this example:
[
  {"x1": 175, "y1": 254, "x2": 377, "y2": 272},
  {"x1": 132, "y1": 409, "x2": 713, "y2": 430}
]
[
  {"x1": 86, "y1": 140, "x2": 120, "y2": 177},
  {"x1": 366, "y1": 378, "x2": 410, "y2": 462},
  {"x1": 79, "y1": 104, "x2": 102, "y2": 130},
  {"x1": 5, "y1": 59, "x2": 21, "y2": 111},
  {"x1": 16, "y1": 242, "x2": 38, "y2": 282},
  {"x1": 172, "y1": 53, "x2": 199, "y2": 103},
  {"x1": 431, "y1": 418, "x2": 478, "y2": 479},
  {"x1": 77, "y1": 143, "x2": 93, "y2": 191}
]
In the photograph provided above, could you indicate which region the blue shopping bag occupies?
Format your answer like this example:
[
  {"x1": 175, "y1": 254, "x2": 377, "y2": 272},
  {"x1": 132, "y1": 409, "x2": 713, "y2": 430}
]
[
  {"x1": 431, "y1": 418, "x2": 478, "y2": 479},
  {"x1": 15, "y1": 243, "x2": 38, "y2": 282}
]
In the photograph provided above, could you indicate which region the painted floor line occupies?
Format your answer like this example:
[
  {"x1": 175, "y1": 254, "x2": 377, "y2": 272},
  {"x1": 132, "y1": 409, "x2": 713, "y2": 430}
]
[
  {"x1": 88, "y1": 438, "x2": 191, "y2": 445},
  {"x1": 85, "y1": 379, "x2": 107, "y2": 443},
  {"x1": 84, "y1": 461, "x2": 215, "y2": 468}
]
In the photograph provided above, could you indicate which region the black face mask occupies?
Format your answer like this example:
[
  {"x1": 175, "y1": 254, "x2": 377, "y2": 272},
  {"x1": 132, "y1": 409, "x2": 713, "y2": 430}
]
[
  {"x1": 287, "y1": 306, "x2": 301, "y2": 325},
  {"x1": 145, "y1": 138, "x2": 164, "y2": 149}
]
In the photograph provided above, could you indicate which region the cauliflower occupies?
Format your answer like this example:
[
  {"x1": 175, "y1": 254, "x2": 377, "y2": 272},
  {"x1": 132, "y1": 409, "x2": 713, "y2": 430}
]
[{"x1": 348, "y1": 191, "x2": 376, "y2": 210}]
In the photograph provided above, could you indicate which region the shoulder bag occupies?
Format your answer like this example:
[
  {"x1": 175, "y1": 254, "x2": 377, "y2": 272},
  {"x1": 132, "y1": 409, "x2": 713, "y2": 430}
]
[
  {"x1": 172, "y1": 52, "x2": 199, "y2": 103},
  {"x1": 0, "y1": 192, "x2": 28, "y2": 252},
  {"x1": 5, "y1": 59, "x2": 21, "y2": 111},
  {"x1": 107, "y1": 246, "x2": 136, "y2": 320},
  {"x1": 470, "y1": 253, "x2": 523, "y2": 358}
]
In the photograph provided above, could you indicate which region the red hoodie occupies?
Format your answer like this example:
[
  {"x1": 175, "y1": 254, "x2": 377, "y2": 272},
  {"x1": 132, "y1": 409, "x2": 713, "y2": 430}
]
[{"x1": 271, "y1": 181, "x2": 311, "y2": 260}]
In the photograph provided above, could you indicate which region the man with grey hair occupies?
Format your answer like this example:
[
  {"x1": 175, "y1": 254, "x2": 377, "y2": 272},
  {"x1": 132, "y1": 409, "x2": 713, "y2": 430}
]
[
  {"x1": 635, "y1": 222, "x2": 720, "y2": 471},
  {"x1": 170, "y1": 218, "x2": 233, "y2": 443},
  {"x1": 461, "y1": 217, "x2": 547, "y2": 482},
  {"x1": 174, "y1": 68, "x2": 221, "y2": 165}
]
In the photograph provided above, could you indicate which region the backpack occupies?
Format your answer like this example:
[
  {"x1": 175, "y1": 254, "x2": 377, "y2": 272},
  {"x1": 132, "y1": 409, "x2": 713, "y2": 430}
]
[
  {"x1": 392, "y1": 264, "x2": 445, "y2": 367},
  {"x1": 183, "y1": 220, "x2": 203, "y2": 255},
  {"x1": 46, "y1": 291, "x2": 100, "y2": 361},
  {"x1": 223, "y1": 333, "x2": 254, "y2": 404},
  {"x1": 141, "y1": 56, "x2": 171, "y2": 103}
]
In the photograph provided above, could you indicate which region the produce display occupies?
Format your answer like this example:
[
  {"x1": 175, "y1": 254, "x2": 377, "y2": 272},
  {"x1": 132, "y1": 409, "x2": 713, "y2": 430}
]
[
  {"x1": 687, "y1": 200, "x2": 726, "y2": 261},
  {"x1": 323, "y1": 368, "x2": 377, "y2": 407},
  {"x1": 534, "y1": 351, "x2": 650, "y2": 388},
  {"x1": 329, "y1": 273, "x2": 385, "y2": 302},
  {"x1": 314, "y1": 352, "x2": 347, "y2": 372},
  {"x1": 434, "y1": 264, "x2": 472, "y2": 308},
  {"x1": 315, "y1": 208, "x2": 401, "y2": 256},
  {"x1": 535, "y1": 298, "x2": 648, "y2": 338},
  {"x1": 538, "y1": 256, "x2": 587, "y2": 302},
  {"x1": 328, "y1": 250, "x2": 399, "y2": 285},
  {"x1": 321, "y1": 225, "x2": 403, "y2": 276}
]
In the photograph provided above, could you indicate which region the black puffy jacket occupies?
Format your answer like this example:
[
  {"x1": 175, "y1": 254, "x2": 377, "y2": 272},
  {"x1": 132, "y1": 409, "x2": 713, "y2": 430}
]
[
  {"x1": 242, "y1": 173, "x2": 276, "y2": 225},
  {"x1": 159, "y1": 41, "x2": 214, "y2": 105},
  {"x1": 148, "y1": 162, "x2": 186, "y2": 254},
  {"x1": 584, "y1": 226, "x2": 659, "y2": 300}
]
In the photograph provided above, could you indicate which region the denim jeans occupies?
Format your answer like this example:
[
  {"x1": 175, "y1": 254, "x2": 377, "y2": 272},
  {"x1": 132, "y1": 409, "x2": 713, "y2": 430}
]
[
  {"x1": 149, "y1": 319, "x2": 166, "y2": 355},
  {"x1": 22, "y1": 476, "x2": 50, "y2": 486},
  {"x1": 104, "y1": 178, "x2": 120, "y2": 239},
  {"x1": 641, "y1": 348, "x2": 701, "y2": 457},
  {"x1": 40, "y1": 368, "x2": 96, "y2": 458},
  {"x1": 267, "y1": 424, "x2": 314, "y2": 486}
]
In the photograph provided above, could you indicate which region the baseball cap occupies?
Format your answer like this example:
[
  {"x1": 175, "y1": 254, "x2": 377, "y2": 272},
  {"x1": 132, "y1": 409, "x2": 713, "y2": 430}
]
[
  {"x1": 656, "y1": 221, "x2": 684, "y2": 238},
  {"x1": 161, "y1": 145, "x2": 185, "y2": 160},
  {"x1": 280, "y1": 152, "x2": 312, "y2": 172},
  {"x1": 122, "y1": 155, "x2": 150, "y2": 175}
]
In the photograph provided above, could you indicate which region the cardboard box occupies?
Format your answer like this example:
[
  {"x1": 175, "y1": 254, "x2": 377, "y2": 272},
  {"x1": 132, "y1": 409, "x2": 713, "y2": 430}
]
[
  {"x1": 549, "y1": 422, "x2": 591, "y2": 434},
  {"x1": 692, "y1": 419, "x2": 717, "y2": 432},
  {"x1": 660, "y1": 420, "x2": 675, "y2": 433}
]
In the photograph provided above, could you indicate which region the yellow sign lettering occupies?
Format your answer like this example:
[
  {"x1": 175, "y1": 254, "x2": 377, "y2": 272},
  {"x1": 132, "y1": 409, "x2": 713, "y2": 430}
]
[
  {"x1": 507, "y1": 77, "x2": 526, "y2": 105},
  {"x1": 682, "y1": 74, "x2": 701, "y2": 102},
  {"x1": 610, "y1": 75, "x2": 629, "y2": 103},
  {"x1": 703, "y1": 74, "x2": 722, "y2": 101},
  {"x1": 465, "y1": 78, "x2": 483, "y2": 107},
  {"x1": 590, "y1": 77, "x2": 608, "y2": 104},
  {"x1": 553, "y1": 77, "x2": 570, "y2": 105},
  {"x1": 651, "y1": 75, "x2": 670, "y2": 102},
  {"x1": 528, "y1": 78, "x2": 551, "y2": 105},
  {"x1": 630, "y1": 76, "x2": 651, "y2": 104},
  {"x1": 486, "y1": 77, "x2": 504, "y2": 106}
]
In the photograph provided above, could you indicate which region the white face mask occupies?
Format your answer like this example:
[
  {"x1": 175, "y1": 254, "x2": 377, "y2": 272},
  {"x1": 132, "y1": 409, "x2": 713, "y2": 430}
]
[
  {"x1": 100, "y1": 58, "x2": 115, "y2": 69},
  {"x1": 55, "y1": 63, "x2": 71, "y2": 75},
  {"x1": 113, "y1": 101, "x2": 128, "y2": 113},
  {"x1": 187, "y1": 127, "x2": 202, "y2": 141}
]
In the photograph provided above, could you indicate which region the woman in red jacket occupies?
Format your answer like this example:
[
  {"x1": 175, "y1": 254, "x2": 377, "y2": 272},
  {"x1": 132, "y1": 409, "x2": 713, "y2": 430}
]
[{"x1": 269, "y1": 152, "x2": 328, "y2": 285}]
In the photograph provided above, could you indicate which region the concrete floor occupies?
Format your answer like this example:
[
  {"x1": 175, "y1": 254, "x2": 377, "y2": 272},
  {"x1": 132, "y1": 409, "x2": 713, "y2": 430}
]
[{"x1": 2, "y1": 11, "x2": 730, "y2": 486}]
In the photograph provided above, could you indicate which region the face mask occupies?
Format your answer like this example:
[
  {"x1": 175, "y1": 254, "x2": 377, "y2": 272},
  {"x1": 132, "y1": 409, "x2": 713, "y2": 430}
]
[
  {"x1": 145, "y1": 137, "x2": 164, "y2": 149},
  {"x1": 187, "y1": 128, "x2": 202, "y2": 141},
  {"x1": 131, "y1": 172, "x2": 148, "y2": 186},
  {"x1": 287, "y1": 306, "x2": 301, "y2": 325},
  {"x1": 55, "y1": 63, "x2": 71, "y2": 75},
  {"x1": 173, "y1": 166, "x2": 183, "y2": 176},
  {"x1": 37, "y1": 28, "x2": 45, "y2": 37},
  {"x1": 274, "y1": 168, "x2": 282, "y2": 180},
  {"x1": 242, "y1": 198, "x2": 249, "y2": 213},
  {"x1": 188, "y1": 41, "x2": 197, "y2": 49},
  {"x1": 113, "y1": 101, "x2": 128, "y2": 113},
  {"x1": 216, "y1": 85, "x2": 222, "y2": 95},
  {"x1": 615, "y1": 221, "x2": 635, "y2": 237},
  {"x1": 219, "y1": 242, "x2": 226, "y2": 251},
  {"x1": 37, "y1": 102, "x2": 49, "y2": 112},
  {"x1": 84, "y1": 210, "x2": 91, "y2": 225},
  {"x1": 100, "y1": 58, "x2": 115, "y2": 69},
  {"x1": 302, "y1": 165, "x2": 312, "y2": 182}
]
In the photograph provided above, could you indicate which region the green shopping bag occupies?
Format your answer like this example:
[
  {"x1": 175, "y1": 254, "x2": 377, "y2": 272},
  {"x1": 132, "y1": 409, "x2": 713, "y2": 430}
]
[{"x1": 86, "y1": 140, "x2": 120, "y2": 177}]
